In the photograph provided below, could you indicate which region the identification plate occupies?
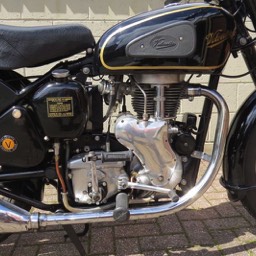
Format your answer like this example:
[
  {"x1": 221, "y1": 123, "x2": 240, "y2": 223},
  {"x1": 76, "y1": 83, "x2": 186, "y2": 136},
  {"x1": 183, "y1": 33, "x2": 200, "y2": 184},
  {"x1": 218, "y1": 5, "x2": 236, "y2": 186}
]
[{"x1": 47, "y1": 97, "x2": 74, "y2": 118}]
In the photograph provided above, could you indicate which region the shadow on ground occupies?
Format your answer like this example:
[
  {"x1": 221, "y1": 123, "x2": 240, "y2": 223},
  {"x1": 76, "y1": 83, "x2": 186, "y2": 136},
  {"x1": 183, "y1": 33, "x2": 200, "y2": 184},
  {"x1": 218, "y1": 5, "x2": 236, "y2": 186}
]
[{"x1": 1, "y1": 199, "x2": 256, "y2": 256}]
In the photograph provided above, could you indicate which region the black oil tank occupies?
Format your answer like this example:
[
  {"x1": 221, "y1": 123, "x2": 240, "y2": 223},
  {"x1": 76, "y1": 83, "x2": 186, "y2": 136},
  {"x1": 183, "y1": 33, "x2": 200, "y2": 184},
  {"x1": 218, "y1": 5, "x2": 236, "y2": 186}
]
[{"x1": 32, "y1": 69, "x2": 88, "y2": 139}]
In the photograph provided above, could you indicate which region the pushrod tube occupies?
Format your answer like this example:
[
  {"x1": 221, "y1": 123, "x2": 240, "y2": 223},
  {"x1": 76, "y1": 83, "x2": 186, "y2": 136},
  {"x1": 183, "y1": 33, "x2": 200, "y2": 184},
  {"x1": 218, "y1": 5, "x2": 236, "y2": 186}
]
[{"x1": 0, "y1": 86, "x2": 229, "y2": 232}]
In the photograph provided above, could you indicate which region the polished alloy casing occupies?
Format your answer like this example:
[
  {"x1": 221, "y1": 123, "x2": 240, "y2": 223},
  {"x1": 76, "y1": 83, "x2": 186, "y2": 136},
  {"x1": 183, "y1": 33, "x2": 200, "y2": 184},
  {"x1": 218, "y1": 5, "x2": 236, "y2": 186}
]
[
  {"x1": 115, "y1": 114, "x2": 182, "y2": 188},
  {"x1": 68, "y1": 154, "x2": 127, "y2": 204}
]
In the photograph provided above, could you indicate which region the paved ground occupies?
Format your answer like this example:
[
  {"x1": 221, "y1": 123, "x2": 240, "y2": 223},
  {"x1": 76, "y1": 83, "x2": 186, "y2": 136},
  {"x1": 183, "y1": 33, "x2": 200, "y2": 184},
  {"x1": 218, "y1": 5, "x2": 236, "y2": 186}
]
[{"x1": 1, "y1": 170, "x2": 256, "y2": 256}]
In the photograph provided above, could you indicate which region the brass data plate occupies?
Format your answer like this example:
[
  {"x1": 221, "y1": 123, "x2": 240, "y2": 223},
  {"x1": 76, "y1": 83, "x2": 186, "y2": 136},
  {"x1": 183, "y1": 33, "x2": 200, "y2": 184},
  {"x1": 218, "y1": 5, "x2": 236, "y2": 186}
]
[{"x1": 47, "y1": 97, "x2": 74, "y2": 118}]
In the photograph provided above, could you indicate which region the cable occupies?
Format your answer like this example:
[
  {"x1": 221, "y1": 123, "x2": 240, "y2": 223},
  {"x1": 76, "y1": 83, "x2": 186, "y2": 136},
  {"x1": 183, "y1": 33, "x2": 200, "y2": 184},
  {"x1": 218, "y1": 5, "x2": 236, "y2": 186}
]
[
  {"x1": 92, "y1": 75, "x2": 104, "y2": 81},
  {"x1": 55, "y1": 157, "x2": 67, "y2": 193},
  {"x1": 54, "y1": 142, "x2": 67, "y2": 193},
  {"x1": 186, "y1": 74, "x2": 194, "y2": 83},
  {"x1": 217, "y1": 67, "x2": 256, "y2": 78},
  {"x1": 233, "y1": 0, "x2": 244, "y2": 16}
]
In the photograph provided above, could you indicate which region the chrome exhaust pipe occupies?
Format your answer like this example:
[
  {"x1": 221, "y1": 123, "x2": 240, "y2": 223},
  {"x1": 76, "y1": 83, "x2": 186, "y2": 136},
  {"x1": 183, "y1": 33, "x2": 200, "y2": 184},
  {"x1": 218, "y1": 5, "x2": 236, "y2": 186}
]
[
  {"x1": 0, "y1": 199, "x2": 35, "y2": 233},
  {"x1": 0, "y1": 86, "x2": 229, "y2": 233}
]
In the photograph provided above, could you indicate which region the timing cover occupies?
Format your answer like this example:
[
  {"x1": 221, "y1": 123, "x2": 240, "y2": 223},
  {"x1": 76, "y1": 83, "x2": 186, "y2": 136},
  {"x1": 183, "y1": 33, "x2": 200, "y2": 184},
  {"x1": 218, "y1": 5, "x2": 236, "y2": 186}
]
[{"x1": 115, "y1": 113, "x2": 182, "y2": 188}]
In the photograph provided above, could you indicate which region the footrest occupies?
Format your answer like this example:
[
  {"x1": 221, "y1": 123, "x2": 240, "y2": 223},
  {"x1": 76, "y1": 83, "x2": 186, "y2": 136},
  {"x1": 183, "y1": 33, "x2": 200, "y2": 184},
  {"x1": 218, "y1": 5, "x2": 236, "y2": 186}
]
[{"x1": 113, "y1": 193, "x2": 130, "y2": 222}]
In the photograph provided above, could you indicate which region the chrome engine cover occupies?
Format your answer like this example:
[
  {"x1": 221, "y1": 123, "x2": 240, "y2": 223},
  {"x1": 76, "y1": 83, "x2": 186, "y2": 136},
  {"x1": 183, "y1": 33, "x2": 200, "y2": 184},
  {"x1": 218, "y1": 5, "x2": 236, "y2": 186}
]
[
  {"x1": 115, "y1": 113, "x2": 182, "y2": 189},
  {"x1": 68, "y1": 154, "x2": 127, "y2": 204}
]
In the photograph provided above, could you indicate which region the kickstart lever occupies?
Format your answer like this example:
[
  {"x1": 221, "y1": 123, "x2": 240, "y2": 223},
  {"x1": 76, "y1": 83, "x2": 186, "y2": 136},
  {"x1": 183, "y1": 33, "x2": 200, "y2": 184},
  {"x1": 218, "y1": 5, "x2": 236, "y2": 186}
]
[{"x1": 118, "y1": 176, "x2": 179, "y2": 202}]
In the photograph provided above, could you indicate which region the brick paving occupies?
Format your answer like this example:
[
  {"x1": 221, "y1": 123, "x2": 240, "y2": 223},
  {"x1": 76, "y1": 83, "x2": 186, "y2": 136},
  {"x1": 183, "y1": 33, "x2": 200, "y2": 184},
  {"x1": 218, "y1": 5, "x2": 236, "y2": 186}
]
[{"x1": 1, "y1": 171, "x2": 256, "y2": 256}]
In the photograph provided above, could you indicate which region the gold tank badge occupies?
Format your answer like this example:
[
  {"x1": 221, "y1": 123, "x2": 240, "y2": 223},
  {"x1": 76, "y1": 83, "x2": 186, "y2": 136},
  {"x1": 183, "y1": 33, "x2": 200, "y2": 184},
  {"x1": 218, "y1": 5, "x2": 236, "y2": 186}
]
[{"x1": 0, "y1": 135, "x2": 18, "y2": 152}]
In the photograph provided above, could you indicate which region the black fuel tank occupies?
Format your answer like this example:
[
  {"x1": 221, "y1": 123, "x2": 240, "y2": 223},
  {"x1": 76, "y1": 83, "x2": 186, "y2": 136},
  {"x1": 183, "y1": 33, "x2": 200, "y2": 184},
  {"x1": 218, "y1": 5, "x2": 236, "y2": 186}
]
[{"x1": 95, "y1": 3, "x2": 236, "y2": 74}]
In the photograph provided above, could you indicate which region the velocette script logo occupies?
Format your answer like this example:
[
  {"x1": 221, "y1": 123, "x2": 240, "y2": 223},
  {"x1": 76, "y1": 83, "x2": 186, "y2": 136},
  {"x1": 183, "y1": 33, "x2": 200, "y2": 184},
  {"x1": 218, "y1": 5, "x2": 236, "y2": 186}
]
[
  {"x1": 206, "y1": 30, "x2": 232, "y2": 48},
  {"x1": 151, "y1": 36, "x2": 178, "y2": 50}
]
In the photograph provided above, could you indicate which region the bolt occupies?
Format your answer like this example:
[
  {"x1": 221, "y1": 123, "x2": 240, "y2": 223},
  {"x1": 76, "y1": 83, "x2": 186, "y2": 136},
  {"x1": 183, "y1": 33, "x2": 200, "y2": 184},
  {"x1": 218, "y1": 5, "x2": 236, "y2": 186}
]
[
  {"x1": 102, "y1": 182, "x2": 107, "y2": 187},
  {"x1": 94, "y1": 136, "x2": 100, "y2": 142},
  {"x1": 158, "y1": 175, "x2": 164, "y2": 182},
  {"x1": 140, "y1": 44, "x2": 144, "y2": 48},
  {"x1": 118, "y1": 181, "x2": 127, "y2": 189},
  {"x1": 44, "y1": 136, "x2": 50, "y2": 141},
  {"x1": 188, "y1": 96, "x2": 194, "y2": 102},
  {"x1": 180, "y1": 179, "x2": 187, "y2": 186},
  {"x1": 83, "y1": 67, "x2": 90, "y2": 74},
  {"x1": 94, "y1": 196, "x2": 100, "y2": 202},
  {"x1": 179, "y1": 36, "x2": 183, "y2": 41},
  {"x1": 182, "y1": 156, "x2": 188, "y2": 163},
  {"x1": 84, "y1": 146, "x2": 90, "y2": 152},
  {"x1": 239, "y1": 37, "x2": 247, "y2": 46},
  {"x1": 76, "y1": 149, "x2": 80, "y2": 153},
  {"x1": 75, "y1": 198, "x2": 80, "y2": 202},
  {"x1": 12, "y1": 109, "x2": 22, "y2": 119},
  {"x1": 88, "y1": 182, "x2": 92, "y2": 188},
  {"x1": 86, "y1": 48, "x2": 93, "y2": 54}
]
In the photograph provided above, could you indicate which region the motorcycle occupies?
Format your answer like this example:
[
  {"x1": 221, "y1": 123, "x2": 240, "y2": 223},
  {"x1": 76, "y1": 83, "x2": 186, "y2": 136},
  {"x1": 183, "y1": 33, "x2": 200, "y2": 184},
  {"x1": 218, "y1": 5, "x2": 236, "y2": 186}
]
[{"x1": 0, "y1": 0, "x2": 256, "y2": 254}]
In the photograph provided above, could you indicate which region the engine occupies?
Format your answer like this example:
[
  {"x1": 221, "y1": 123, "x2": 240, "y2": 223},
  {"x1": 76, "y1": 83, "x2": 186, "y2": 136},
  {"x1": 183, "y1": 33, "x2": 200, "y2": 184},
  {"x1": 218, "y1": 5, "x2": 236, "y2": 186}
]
[
  {"x1": 31, "y1": 69, "x2": 197, "y2": 207},
  {"x1": 65, "y1": 72, "x2": 197, "y2": 205},
  {"x1": 80, "y1": 73, "x2": 197, "y2": 204},
  {"x1": 114, "y1": 74, "x2": 190, "y2": 201}
]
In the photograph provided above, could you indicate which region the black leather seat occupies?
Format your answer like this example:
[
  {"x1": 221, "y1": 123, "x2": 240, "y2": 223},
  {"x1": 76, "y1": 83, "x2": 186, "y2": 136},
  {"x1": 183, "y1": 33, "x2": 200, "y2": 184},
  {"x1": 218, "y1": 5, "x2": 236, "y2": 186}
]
[{"x1": 0, "y1": 24, "x2": 95, "y2": 70}]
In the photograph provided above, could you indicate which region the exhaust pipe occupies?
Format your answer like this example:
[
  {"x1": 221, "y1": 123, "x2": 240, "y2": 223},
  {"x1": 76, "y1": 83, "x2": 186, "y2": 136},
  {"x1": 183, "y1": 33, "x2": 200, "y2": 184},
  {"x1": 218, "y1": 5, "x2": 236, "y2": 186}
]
[
  {"x1": 0, "y1": 86, "x2": 229, "y2": 233},
  {"x1": 0, "y1": 199, "x2": 34, "y2": 233}
]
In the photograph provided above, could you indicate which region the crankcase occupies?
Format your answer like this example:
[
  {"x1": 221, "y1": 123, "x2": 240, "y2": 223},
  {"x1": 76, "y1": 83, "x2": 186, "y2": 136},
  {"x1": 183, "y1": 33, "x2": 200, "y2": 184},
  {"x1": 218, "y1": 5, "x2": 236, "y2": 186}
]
[{"x1": 68, "y1": 154, "x2": 127, "y2": 204}]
